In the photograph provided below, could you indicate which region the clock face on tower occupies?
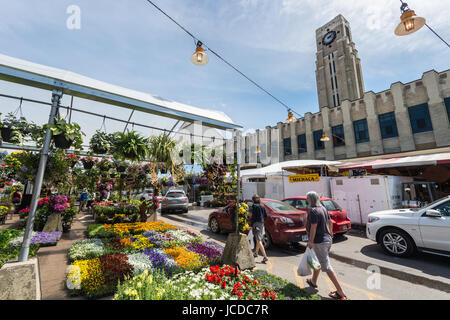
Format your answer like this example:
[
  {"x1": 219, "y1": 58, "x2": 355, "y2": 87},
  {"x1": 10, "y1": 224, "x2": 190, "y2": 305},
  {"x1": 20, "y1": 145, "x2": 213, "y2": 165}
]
[{"x1": 323, "y1": 31, "x2": 336, "y2": 45}]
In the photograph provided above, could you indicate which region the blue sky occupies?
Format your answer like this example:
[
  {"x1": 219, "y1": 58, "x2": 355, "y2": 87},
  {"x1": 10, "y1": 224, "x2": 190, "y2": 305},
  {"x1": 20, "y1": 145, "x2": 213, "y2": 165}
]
[{"x1": 0, "y1": 0, "x2": 449, "y2": 139}]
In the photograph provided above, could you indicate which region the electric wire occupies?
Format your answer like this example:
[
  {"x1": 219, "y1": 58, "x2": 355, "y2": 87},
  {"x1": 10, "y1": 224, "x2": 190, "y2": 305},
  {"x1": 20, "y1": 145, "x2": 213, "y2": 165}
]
[{"x1": 144, "y1": 0, "x2": 303, "y2": 118}]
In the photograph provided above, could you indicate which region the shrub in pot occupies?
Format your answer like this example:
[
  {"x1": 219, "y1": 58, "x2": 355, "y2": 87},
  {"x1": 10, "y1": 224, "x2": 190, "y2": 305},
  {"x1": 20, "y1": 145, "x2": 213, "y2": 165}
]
[
  {"x1": 46, "y1": 118, "x2": 85, "y2": 150},
  {"x1": 89, "y1": 130, "x2": 111, "y2": 154},
  {"x1": 0, "y1": 112, "x2": 28, "y2": 144},
  {"x1": 111, "y1": 131, "x2": 149, "y2": 162}
]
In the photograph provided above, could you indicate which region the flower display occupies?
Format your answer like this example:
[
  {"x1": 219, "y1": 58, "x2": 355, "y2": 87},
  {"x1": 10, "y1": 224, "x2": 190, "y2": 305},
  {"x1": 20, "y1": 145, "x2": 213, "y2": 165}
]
[
  {"x1": 30, "y1": 231, "x2": 62, "y2": 246},
  {"x1": 142, "y1": 247, "x2": 179, "y2": 275},
  {"x1": 68, "y1": 239, "x2": 105, "y2": 262},
  {"x1": 70, "y1": 258, "x2": 105, "y2": 297}
]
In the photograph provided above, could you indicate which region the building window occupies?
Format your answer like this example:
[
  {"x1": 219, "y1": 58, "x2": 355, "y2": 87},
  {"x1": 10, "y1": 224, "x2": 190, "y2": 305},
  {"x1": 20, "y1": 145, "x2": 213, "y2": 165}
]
[
  {"x1": 408, "y1": 104, "x2": 433, "y2": 134},
  {"x1": 313, "y1": 130, "x2": 325, "y2": 150},
  {"x1": 353, "y1": 119, "x2": 370, "y2": 144},
  {"x1": 297, "y1": 134, "x2": 307, "y2": 154},
  {"x1": 283, "y1": 138, "x2": 292, "y2": 156},
  {"x1": 332, "y1": 125, "x2": 345, "y2": 147},
  {"x1": 445, "y1": 97, "x2": 450, "y2": 122},
  {"x1": 379, "y1": 112, "x2": 399, "y2": 139}
]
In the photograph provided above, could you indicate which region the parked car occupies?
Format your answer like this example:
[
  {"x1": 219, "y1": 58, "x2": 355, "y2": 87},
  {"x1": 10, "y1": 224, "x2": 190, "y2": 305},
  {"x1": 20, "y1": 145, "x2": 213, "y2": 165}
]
[
  {"x1": 208, "y1": 198, "x2": 308, "y2": 249},
  {"x1": 281, "y1": 197, "x2": 352, "y2": 235},
  {"x1": 160, "y1": 190, "x2": 189, "y2": 214},
  {"x1": 366, "y1": 196, "x2": 450, "y2": 258},
  {"x1": 135, "y1": 189, "x2": 154, "y2": 201}
]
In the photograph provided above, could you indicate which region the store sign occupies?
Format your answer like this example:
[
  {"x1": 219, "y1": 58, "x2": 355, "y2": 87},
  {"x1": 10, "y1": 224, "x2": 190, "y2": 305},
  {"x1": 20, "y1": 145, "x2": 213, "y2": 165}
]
[{"x1": 289, "y1": 174, "x2": 320, "y2": 183}]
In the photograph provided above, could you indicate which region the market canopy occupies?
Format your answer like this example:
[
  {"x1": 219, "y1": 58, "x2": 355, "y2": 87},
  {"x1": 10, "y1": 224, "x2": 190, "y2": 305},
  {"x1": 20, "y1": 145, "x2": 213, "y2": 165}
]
[
  {"x1": 240, "y1": 160, "x2": 342, "y2": 178},
  {"x1": 336, "y1": 152, "x2": 450, "y2": 170},
  {"x1": 0, "y1": 53, "x2": 241, "y2": 131}
]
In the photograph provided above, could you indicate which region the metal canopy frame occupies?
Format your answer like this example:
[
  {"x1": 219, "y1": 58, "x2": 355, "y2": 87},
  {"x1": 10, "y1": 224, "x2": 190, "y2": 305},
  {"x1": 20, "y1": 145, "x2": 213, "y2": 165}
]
[
  {"x1": 0, "y1": 54, "x2": 242, "y2": 131},
  {"x1": 0, "y1": 53, "x2": 243, "y2": 262}
]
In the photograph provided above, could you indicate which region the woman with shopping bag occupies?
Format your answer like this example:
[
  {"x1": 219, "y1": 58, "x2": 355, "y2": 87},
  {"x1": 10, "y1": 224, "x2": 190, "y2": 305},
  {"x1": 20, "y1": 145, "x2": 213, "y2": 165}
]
[{"x1": 304, "y1": 191, "x2": 348, "y2": 300}]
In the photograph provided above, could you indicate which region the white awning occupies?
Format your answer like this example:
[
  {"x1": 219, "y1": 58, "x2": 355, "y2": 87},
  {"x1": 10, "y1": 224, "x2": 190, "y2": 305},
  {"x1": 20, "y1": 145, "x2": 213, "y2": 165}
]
[
  {"x1": 241, "y1": 160, "x2": 342, "y2": 178},
  {"x1": 0, "y1": 53, "x2": 241, "y2": 130}
]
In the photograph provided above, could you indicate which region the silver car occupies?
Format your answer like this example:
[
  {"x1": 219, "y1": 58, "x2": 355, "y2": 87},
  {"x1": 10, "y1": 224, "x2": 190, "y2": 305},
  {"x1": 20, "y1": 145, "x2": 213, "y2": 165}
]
[{"x1": 161, "y1": 190, "x2": 189, "y2": 214}]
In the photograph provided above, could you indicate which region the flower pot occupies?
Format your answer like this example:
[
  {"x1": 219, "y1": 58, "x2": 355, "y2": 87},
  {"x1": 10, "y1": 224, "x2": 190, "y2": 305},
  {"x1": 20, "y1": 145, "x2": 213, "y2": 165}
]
[
  {"x1": 1, "y1": 128, "x2": 15, "y2": 143},
  {"x1": 160, "y1": 168, "x2": 167, "y2": 174},
  {"x1": 93, "y1": 146, "x2": 108, "y2": 154},
  {"x1": 83, "y1": 161, "x2": 95, "y2": 169},
  {"x1": 53, "y1": 134, "x2": 73, "y2": 149}
]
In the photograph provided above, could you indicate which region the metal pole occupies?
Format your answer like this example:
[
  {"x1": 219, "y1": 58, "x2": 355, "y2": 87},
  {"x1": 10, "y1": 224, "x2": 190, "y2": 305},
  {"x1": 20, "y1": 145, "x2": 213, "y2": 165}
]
[
  {"x1": 235, "y1": 130, "x2": 241, "y2": 235},
  {"x1": 18, "y1": 89, "x2": 62, "y2": 262}
]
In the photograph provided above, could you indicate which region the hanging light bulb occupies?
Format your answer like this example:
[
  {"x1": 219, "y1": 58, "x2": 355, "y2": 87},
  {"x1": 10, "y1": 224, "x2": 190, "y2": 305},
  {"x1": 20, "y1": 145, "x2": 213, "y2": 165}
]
[
  {"x1": 285, "y1": 110, "x2": 297, "y2": 123},
  {"x1": 191, "y1": 41, "x2": 209, "y2": 66},
  {"x1": 395, "y1": 2, "x2": 426, "y2": 36},
  {"x1": 320, "y1": 133, "x2": 330, "y2": 142}
]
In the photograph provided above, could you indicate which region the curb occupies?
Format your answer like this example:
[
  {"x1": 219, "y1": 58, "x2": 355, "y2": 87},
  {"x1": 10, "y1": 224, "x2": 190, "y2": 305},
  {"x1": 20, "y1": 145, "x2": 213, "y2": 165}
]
[{"x1": 325, "y1": 249, "x2": 450, "y2": 294}]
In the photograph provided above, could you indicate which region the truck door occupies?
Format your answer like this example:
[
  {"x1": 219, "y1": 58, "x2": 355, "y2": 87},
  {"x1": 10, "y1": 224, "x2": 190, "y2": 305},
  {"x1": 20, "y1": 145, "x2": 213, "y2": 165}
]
[{"x1": 418, "y1": 200, "x2": 450, "y2": 252}]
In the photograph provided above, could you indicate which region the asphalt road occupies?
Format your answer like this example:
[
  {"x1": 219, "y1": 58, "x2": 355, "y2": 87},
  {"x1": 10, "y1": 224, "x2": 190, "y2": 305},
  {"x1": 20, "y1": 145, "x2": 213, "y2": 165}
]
[{"x1": 159, "y1": 207, "x2": 450, "y2": 300}]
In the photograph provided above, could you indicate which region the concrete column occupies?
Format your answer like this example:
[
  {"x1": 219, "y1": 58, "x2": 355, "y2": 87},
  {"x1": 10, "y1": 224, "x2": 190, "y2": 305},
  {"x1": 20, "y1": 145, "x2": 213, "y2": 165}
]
[
  {"x1": 304, "y1": 113, "x2": 315, "y2": 159},
  {"x1": 290, "y1": 121, "x2": 299, "y2": 159},
  {"x1": 265, "y1": 126, "x2": 272, "y2": 162},
  {"x1": 275, "y1": 122, "x2": 284, "y2": 163},
  {"x1": 391, "y1": 82, "x2": 416, "y2": 152},
  {"x1": 341, "y1": 100, "x2": 357, "y2": 158},
  {"x1": 364, "y1": 92, "x2": 384, "y2": 155},
  {"x1": 423, "y1": 71, "x2": 450, "y2": 147},
  {"x1": 320, "y1": 106, "x2": 335, "y2": 160}
]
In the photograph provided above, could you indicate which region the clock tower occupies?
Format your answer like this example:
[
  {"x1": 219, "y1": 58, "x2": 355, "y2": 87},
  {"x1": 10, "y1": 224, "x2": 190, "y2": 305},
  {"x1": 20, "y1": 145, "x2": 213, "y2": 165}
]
[{"x1": 315, "y1": 15, "x2": 365, "y2": 109}]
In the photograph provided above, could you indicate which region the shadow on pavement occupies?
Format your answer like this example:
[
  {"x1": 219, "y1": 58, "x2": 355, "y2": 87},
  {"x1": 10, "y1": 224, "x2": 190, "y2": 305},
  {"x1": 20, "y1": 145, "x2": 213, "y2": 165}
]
[{"x1": 359, "y1": 243, "x2": 450, "y2": 279}]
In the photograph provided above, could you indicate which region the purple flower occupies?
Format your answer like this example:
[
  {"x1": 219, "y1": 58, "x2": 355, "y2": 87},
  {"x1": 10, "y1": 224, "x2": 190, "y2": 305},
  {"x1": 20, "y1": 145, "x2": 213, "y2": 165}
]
[
  {"x1": 186, "y1": 243, "x2": 222, "y2": 265},
  {"x1": 142, "y1": 248, "x2": 179, "y2": 275},
  {"x1": 30, "y1": 231, "x2": 62, "y2": 245}
]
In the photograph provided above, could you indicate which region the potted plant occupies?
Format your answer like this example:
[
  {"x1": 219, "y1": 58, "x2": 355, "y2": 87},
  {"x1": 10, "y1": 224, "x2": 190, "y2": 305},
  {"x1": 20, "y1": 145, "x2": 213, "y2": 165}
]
[
  {"x1": 62, "y1": 205, "x2": 77, "y2": 233},
  {"x1": 89, "y1": 130, "x2": 111, "y2": 154},
  {"x1": 46, "y1": 118, "x2": 85, "y2": 150},
  {"x1": 81, "y1": 156, "x2": 98, "y2": 170},
  {"x1": 111, "y1": 131, "x2": 149, "y2": 161},
  {"x1": 97, "y1": 158, "x2": 112, "y2": 171},
  {"x1": 0, "y1": 112, "x2": 28, "y2": 144}
]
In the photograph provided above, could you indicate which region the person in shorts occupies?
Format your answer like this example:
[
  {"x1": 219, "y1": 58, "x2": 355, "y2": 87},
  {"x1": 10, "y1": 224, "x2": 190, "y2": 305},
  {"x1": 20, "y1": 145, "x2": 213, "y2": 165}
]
[
  {"x1": 250, "y1": 194, "x2": 268, "y2": 263},
  {"x1": 305, "y1": 191, "x2": 348, "y2": 300}
]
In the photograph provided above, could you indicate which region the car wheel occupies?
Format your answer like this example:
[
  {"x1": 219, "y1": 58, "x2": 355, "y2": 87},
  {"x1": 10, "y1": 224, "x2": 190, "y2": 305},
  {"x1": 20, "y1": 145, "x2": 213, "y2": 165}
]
[
  {"x1": 262, "y1": 231, "x2": 272, "y2": 250},
  {"x1": 209, "y1": 217, "x2": 220, "y2": 233},
  {"x1": 160, "y1": 209, "x2": 166, "y2": 215},
  {"x1": 379, "y1": 228, "x2": 416, "y2": 258}
]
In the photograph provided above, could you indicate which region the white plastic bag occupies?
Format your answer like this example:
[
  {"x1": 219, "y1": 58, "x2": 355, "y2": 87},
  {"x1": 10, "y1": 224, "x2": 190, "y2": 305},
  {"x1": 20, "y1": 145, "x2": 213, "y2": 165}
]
[
  {"x1": 247, "y1": 228, "x2": 255, "y2": 249},
  {"x1": 307, "y1": 248, "x2": 321, "y2": 271},
  {"x1": 297, "y1": 247, "x2": 321, "y2": 276}
]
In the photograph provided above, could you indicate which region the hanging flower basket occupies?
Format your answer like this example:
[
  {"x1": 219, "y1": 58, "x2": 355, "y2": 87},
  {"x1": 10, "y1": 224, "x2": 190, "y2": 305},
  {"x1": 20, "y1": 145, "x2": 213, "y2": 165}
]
[{"x1": 53, "y1": 134, "x2": 73, "y2": 149}]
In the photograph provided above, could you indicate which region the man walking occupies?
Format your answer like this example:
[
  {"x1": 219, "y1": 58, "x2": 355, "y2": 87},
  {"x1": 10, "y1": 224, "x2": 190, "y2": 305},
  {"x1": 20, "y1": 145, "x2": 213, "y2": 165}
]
[
  {"x1": 251, "y1": 194, "x2": 269, "y2": 263},
  {"x1": 305, "y1": 191, "x2": 348, "y2": 300}
]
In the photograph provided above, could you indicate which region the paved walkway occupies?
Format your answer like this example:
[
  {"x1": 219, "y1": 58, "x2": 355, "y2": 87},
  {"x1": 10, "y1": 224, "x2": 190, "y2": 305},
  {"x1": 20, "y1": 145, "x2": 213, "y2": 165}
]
[{"x1": 37, "y1": 210, "x2": 92, "y2": 300}]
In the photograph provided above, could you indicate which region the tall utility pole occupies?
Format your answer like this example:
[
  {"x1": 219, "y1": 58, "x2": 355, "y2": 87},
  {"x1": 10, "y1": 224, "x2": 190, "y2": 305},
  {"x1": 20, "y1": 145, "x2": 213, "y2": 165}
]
[
  {"x1": 19, "y1": 90, "x2": 62, "y2": 262},
  {"x1": 235, "y1": 130, "x2": 241, "y2": 234}
]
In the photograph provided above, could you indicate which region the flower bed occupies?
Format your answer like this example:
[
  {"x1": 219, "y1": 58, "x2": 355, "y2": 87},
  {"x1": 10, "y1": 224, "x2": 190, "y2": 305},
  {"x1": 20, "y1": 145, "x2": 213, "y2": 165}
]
[{"x1": 66, "y1": 221, "x2": 318, "y2": 300}]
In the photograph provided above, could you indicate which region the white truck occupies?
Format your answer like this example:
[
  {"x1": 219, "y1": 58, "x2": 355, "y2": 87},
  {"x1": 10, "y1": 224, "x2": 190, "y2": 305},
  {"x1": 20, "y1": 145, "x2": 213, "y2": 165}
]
[{"x1": 330, "y1": 175, "x2": 413, "y2": 225}]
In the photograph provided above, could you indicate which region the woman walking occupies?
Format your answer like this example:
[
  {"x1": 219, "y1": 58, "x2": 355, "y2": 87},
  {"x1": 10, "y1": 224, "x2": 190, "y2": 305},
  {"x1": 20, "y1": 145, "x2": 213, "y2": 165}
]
[
  {"x1": 304, "y1": 191, "x2": 348, "y2": 300},
  {"x1": 251, "y1": 194, "x2": 269, "y2": 263}
]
